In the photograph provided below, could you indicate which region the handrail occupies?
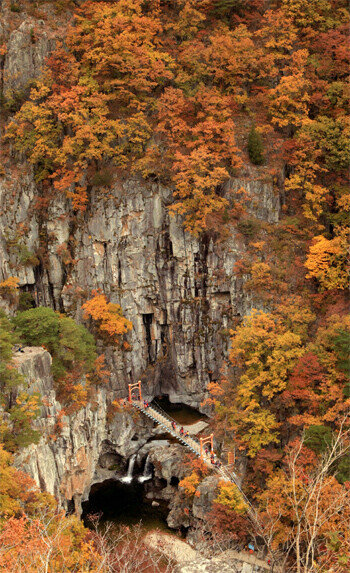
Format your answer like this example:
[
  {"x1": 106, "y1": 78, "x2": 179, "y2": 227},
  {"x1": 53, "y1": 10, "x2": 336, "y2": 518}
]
[
  {"x1": 152, "y1": 399, "x2": 202, "y2": 447},
  {"x1": 131, "y1": 398, "x2": 255, "y2": 514},
  {"x1": 133, "y1": 401, "x2": 203, "y2": 455}
]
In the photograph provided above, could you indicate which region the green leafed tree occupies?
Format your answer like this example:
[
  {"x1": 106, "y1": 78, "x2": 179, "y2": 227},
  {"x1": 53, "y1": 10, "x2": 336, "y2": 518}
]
[
  {"x1": 13, "y1": 307, "x2": 96, "y2": 380},
  {"x1": 248, "y1": 125, "x2": 265, "y2": 165},
  {"x1": 0, "y1": 311, "x2": 23, "y2": 394}
]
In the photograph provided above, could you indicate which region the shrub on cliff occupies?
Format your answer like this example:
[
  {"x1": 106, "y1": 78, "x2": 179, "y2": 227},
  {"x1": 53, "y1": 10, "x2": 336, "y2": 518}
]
[
  {"x1": 0, "y1": 312, "x2": 41, "y2": 451},
  {"x1": 13, "y1": 307, "x2": 96, "y2": 380},
  {"x1": 248, "y1": 125, "x2": 264, "y2": 165},
  {"x1": 0, "y1": 311, "x2": 23, "y2": 394},
  {"x1": 5, "y1": 392, "x2": 42, "y2": 451},
  {"x1": 82, "y1": 291, "x2": 132, "y2": 347}
]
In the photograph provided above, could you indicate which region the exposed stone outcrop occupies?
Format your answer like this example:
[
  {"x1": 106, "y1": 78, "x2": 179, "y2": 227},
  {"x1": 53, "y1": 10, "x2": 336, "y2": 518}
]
[
  {"x1": 2, "y1": 18, "x2": 54, "y2": 94},
  {"x1": 177, "y1": 550, "x2": 271, "y2": 573},
  {"x1": 0, "y1": 2, "x2": 63, "y2": 106},
  {"x1": 0, "y1": 167, "x2": 280, "y2": 410},
  {"x1": 13, "y1": 347, "x2": 156, "y2": 513},
  {"x1": 149, "y1": 443, "x2": 187, "y2": 484},
  {"x1": 192, "y1": 475, "x2": 221, "y2": 520}
]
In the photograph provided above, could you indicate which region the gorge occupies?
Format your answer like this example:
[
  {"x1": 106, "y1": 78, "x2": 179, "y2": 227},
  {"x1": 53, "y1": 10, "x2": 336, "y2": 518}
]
[{"x1": 0, "y1": 1, "x2": 348, "y2": 572}]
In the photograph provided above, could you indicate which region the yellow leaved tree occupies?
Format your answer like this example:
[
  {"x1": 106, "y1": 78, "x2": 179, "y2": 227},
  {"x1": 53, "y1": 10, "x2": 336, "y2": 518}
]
[
  {"x1": 214, "y1": 481, "x2": 248, "y2": 515},
  {"x1": 305, "y1": 233, "x2": 348, "y2": 291},
  {"x1": 213, "y1": 300, "x2": 315, "y2": 456}
]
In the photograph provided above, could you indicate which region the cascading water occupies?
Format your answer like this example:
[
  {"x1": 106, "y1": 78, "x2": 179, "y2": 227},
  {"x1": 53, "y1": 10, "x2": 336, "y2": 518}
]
[
  {"x1": 138, "y1": 454, "x2": 152, "y2": 483},
  {"x1": 119, "y1": 454, "x2": 136, "y2": 483}
]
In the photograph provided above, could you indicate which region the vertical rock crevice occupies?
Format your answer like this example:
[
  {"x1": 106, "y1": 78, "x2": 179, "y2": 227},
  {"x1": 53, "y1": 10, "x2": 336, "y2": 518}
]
[{"x1": 142, "y1": 312, "x2": 154, "y2": 364}]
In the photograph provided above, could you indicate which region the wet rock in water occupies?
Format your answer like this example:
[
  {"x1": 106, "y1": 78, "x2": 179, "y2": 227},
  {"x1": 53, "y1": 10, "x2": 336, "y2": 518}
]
[{"x1": 148, "y1": 443, "x2": 187, "y2": 484}]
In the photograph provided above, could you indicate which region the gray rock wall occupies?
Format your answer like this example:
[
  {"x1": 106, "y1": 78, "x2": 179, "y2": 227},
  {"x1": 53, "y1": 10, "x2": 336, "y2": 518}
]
[
  {"x1": 0, "y1": 171, "x2": 280, "y2": 409},
  {"x1": 0, "y1": 6, "x2": 280, "y2": 409},
  {"x1": 0, "y1": 4, "x2": 59, "y2": 104},
  {"x1": 2, "y1": 18, "x2": 54, "y2": 93},
  {"x1": 13, "y1": 347, "x2": 156, "y2": 513}
]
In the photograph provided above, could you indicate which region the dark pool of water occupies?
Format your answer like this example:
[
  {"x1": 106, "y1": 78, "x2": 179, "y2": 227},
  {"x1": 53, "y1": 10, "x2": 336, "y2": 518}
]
[
  {"x1": 82, "y1": 479, "x2": 170, "y2": 532},
  {"x1": 152, "y1": 396, "x2": 207, "y2": 426}
]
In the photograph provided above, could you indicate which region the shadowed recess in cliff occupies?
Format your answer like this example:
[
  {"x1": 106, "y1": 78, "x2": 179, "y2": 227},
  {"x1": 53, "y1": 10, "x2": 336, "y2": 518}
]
[
  {"x1": 82, "y1": 479, "x2": 170, "y2": 532},
  {"x1": 152, "y1": 396, "x2": 207, "y2": 426},
  {"x1": 143, "y1": 313, "x2": 154, "y2": 364}
]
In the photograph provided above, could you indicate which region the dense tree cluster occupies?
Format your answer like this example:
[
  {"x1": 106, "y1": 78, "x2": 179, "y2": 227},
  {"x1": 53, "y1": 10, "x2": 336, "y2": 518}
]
[
  {"x1": 6, "y1": 0, "x2": 348, "y2": 241},
  {"x1": 0, "y1": 1, "x2": 349, "y2": 570}
]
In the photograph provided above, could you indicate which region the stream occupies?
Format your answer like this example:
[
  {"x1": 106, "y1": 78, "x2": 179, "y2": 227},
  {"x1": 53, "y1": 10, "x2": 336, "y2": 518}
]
[
  {"x1": 82, "y1": 399, "x2": 206, "y2": 535},
  {"x1": 152, "y1": 396, "x2": 207, "y2": 426}
]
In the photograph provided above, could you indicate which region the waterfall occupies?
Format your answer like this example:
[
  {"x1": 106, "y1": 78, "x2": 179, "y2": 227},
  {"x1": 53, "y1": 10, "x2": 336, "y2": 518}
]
[
  {"x1": 138, "y1": 454, "x2": 152, "y2": 483},
  {"x1": 119, "y1": 454, "x2": 136, "y2": 483}
]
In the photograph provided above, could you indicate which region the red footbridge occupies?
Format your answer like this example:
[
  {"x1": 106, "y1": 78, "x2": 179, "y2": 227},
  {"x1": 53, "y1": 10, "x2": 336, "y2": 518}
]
[{"x1": 128, "y1": 381, "x2": 253, "y2": 513}]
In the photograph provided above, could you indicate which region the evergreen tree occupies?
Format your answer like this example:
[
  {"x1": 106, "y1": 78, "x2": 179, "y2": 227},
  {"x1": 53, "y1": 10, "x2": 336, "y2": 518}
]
[
  {"x1": 13, "y1": 307, "x2": 96, "y2": 380},
  {"x1": 248, "y1": 125, "x2": 265, "y2": 165}
]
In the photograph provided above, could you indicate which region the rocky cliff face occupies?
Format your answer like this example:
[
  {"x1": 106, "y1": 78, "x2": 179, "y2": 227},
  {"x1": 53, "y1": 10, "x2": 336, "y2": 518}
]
[
  {"x1": 0, "y1": 6, "x2": 280, "y2": 408},
  {"x1": 0, "y1": 4, "x2": 58, "y2": 141},
  {"x1": 13, "y1": 347, "x2": 158, "y2": 513},
  {"x1": 1, "y1": 172, "x2": 280, "y2": 408},
  {"x1": 1, "y1": 17, "x2": 54, "y2": 93},
  {"x1": 2, "y1": 5, "x2": 281, "y2": 526}
]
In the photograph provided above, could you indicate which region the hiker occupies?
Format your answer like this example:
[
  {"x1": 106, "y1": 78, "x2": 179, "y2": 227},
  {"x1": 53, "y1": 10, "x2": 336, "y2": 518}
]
[
  {"x1": 180, "y1": 426, "x2": 184, "y2": 435},
  {"x1": 171, "y1": 421, "x2": 176, "y2": 431},
  {"x1": 184, "y1": 430, "x2": 189, "y2": 437},
  {"x1": 248, "y1": 542, "x2": 254, "y2": 554}
]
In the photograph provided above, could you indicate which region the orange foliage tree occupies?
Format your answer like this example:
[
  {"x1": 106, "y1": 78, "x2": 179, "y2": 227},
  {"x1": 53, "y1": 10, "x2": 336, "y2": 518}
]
[
  {"x1": 256, "y1": 425, "x2": 350, "y2": 573},
  {"x1": 152, "y1": 85, "x2": 242, "y2": 234},
  {"x1": 5, "y1": 0, "x2": 348, "y2": 239},
  {"x1": 0, "y1": 445, "x2": 101, "y2": 571},
  {"x1": 82, "y1": 290, "x2": 132, "y2": 346}
]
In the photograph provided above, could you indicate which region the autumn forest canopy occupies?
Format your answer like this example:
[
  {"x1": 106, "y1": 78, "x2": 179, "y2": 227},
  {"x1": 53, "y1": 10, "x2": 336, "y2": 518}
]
[{"x1": 0, "y1": 0, "x2": 349, "y2": 571}]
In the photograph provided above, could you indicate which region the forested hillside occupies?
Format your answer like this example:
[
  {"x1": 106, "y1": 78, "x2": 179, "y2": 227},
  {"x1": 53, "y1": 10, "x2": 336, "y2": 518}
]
[{"x1": 0, "y1": 1, "x2": 349, "y2": 571}]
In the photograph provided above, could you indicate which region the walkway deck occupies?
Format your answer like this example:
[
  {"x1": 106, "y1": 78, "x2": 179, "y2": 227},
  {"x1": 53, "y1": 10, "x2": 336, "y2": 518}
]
[{"x1": 132, "y1": 400, "x2": 254, "y2": 512}]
